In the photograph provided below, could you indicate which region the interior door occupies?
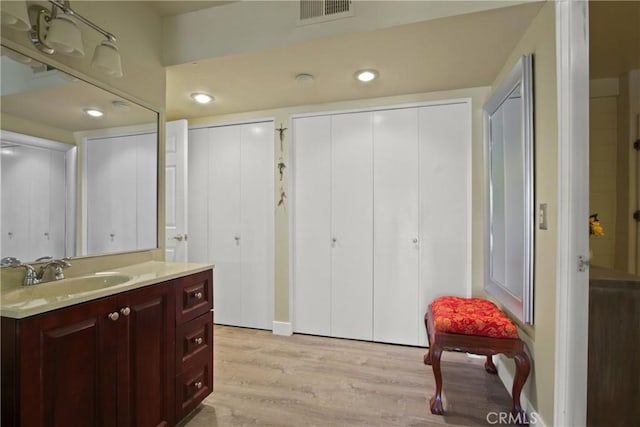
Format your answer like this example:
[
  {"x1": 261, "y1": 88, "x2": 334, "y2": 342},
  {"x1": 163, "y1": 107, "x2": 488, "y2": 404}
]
[
  {"x1": 209, "y1": 125, "x2": 242, "y2": 326},
  {"x1": 372, "y1": 108, "x2": 420, "y2": 345},
  {"x1": 165, "y1": 120, "x2": 189, "y2": 262},
  {"x1": 330, "y1": 112, "x2": 374, "y2": 340},
  {"x1": 239, "y1": 122, "x2": 274, "y2": 329},
  {"x1": 293, "y1": 115, "x2": 332, "y2": 336}
]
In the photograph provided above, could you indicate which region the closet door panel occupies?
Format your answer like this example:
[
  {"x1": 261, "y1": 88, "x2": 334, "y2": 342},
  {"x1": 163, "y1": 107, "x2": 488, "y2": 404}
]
[
  {"x1": 419, "y1": 103, "x2": 470, "y2": 346},
  {"x1": 187, "y1": 128, "x2": 210, "y2": 264},
  {"x1": 373, "y1": 108, "x2": 420, "y2": 345},
  {"x1": 240, "y1": 122, "x2": 274, "y2": 329},
  {"x1": 86, "y1": 139, "x2": 114, "y2": 254},
  {"x1": 110, "y1": 136, "x2": 138, "y2": 252},
  {"x1": 330, "y1": 112, "x2": 373, "y2": 341},
  {"x1": 209, "y1": 126, "x2": 242, "y2": 326},
  {"x1": 293, "y1": 116, "x2": 331, "y2": 336},
  {"x1": 136, "y1": 133, "x2": 158, "y2": 250}
]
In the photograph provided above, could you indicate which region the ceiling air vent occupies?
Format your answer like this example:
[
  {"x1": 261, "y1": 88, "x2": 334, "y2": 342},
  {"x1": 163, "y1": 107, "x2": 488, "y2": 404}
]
[{"x1": 298, "y1": 0, "x2": 353, "y2": 25}]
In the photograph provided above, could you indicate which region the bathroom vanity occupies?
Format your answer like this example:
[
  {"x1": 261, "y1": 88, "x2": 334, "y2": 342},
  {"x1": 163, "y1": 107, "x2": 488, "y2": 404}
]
[{"x1": 1, "y1": 262, "x2": 213, "y2": 427}]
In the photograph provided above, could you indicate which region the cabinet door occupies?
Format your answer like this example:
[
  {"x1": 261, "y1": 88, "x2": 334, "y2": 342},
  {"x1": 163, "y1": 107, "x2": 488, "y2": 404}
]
[
  {"x1": 330, "y1": 112, "x2": 374, "y2": 340},
  {"x1": 209, "y1": 125, "x2": 242, "y2": 326},
  {"x1": 293, "y1": 115, "x2": 332, "y2": 336},
  {"x1": 18, "y1": 297, "x2": 121, "y2": 427},
  {"x1": 373, "y1": 108, "x2": 420, "y2": 345},
  {"x1": 239, "y1": 122, "x2": 274, "y2": 329},
  {"x1": 121, "y1": 283, "x2": 175, "y2": 427},
  {"x1": 418, "y1": 103, "x2": 471, "y2": 346}
]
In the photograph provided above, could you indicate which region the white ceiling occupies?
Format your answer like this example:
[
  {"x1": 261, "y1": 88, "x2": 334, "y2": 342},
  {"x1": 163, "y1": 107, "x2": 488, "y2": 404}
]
[{"x1": 165, "y1": 2, "x2": 545, "y2": 120}]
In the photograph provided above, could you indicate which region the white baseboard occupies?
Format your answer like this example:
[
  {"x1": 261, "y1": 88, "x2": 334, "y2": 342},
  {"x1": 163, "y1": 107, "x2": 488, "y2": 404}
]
[
  {"x1": 495, "y1": 356, "x2": 547, "y2": 427},
  {"x1": 272, "y1": 321, "x2": 293, "y2": 336}
]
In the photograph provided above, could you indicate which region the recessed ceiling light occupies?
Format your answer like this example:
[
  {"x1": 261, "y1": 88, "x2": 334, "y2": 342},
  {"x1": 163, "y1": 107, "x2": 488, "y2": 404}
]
[
  {"x1": 84, "y1": 108, "x2": 104, "y2": 117},
  {"x1": 191, "y1": 92, "x2": 214, "y2": 104},
  {"x1": 355, "y1": 69, "x2": 379, "y2": 82},
  {"x1": 295, "y1": 73, "x2": 315, "y2": 86}
]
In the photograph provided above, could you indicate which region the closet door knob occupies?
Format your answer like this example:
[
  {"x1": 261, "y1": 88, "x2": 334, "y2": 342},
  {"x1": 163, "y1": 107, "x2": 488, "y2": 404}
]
[{"x1": 412, "y1": 238, "x2": 419, "y2": 244}]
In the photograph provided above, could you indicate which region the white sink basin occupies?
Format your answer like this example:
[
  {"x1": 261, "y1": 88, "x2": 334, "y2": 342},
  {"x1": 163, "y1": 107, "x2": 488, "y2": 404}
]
[{"x1": 1, "y1": 273, "x2": 132, "y2": 302}]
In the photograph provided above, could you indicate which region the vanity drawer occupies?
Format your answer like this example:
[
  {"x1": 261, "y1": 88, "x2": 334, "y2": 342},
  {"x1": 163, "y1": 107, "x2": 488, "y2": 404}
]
[
  {"x1": 176, "y1": 359, "x2": 213, "y2": 419},
  {"x1": 176, "y1": 311, "x2": 213, "y2": 372},
  {"x1": 175, "y1": 270, "x2": 213, "y2": 324}
]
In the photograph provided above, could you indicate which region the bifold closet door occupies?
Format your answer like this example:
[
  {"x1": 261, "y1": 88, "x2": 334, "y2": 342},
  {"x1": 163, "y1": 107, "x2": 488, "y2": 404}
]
[
  {"x1": 293, "y1": 115, "x2": 332, "y2": 336},
  {"x1": 188, "y1": 123, "x2": 274, "y2": 330},
  {"x1": 372, "y1": 108, "x2": 420, "y2": 345},
  {"x1": 330, "y1": 112, "x2": 373, "y2": 341},
  {"x1": 418, "y1": 102, "x2": 470, "y2": 347},
  {"x1": 208, "y1": 125, "x2": 243, "y2": 327}
]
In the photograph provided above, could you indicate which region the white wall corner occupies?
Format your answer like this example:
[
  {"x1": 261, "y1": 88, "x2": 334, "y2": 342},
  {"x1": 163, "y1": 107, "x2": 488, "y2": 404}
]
[
  {"x1": 272, "y1": 321, "x2": 293, "y2": 336},
  {"x1": 589, "y1": 78, "x2": 619, "y2": 98},
  {"x1": 495, "y1": 356, "x2": 547, "y2": 427}
]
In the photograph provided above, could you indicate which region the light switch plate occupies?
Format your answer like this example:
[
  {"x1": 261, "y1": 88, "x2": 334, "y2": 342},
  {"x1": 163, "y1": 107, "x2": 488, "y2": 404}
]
[{"x1": 539, "y1": 203, "x2": 548, "y2": 230}]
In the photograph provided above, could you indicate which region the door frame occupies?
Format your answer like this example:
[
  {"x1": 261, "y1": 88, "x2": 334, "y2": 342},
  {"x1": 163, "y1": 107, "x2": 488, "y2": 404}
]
[{"x1": 553, "y1": 1, "x2": 589, "y2": 426}]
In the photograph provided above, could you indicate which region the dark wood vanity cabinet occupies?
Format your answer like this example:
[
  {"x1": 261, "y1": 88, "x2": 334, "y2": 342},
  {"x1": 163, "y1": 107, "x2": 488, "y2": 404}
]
[{"x1": 1, "y1": 269, "x2": 214, "y2": 427}]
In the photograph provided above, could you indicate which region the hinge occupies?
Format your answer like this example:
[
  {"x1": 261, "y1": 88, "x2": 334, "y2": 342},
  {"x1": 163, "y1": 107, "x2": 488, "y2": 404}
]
[
  {"x1": 634, "y1": 139, "x2": 640, "y2": 150},
  {"x1": 578, "y1": 255, "x2": 589, "y2": 272},
  {"x1": 634, "y1": 211, "x2": 640, "y2": 222}
]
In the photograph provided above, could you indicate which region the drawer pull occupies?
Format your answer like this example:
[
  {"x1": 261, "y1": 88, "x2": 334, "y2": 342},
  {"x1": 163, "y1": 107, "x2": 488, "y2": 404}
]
[
  {"x1": 120, "y1": 307, "x2": 131, "y2": 316},
  {"x1": 108, "y1": 312, "x2": 119, "y2": 321},
  {"x1": 192, "y1": 291, "x2": 203, "y2": 300},
  {"x1": 194, "y1": 381, "x2": 203, "y2": 390},
  {"x1": 193, "y1": 337, "x2": 203, "y2": 345}
]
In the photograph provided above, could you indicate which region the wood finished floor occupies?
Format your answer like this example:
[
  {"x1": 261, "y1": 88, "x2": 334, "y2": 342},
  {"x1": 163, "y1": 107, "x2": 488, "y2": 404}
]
[{"x1": 179, "y1": 325, "x2": 515, "y2": 427}]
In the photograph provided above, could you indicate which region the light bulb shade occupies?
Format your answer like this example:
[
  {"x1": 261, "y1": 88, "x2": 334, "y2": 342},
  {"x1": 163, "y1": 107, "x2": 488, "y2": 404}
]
[
  {"x1": 92, "y1": 40, "x2": 122, "y2": 78},
  {"x1": 46, "y1": 15, "x2": 84, "y2": 57},
  {"x1": 0, "y1": 1, "x2": 30, "y2": 31}
]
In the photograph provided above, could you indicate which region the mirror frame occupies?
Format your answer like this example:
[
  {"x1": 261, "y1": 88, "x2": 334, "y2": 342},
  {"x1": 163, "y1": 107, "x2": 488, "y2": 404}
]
[
  {"x1": 0, "y1": 43, "x2": 162, "y2": 264},
  {"x1": 483, "y1": 54, "x2": 534, "y2": 324}
]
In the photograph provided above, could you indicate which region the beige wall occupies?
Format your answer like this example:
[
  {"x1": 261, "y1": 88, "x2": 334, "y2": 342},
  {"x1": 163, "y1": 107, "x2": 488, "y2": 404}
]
[
  {"x1": 590, "y1": 95, "x2": 618, "y2": 268},
  {"x1": 0, "y1": 113, "x2": 75, "y2": 144},
  {"x1": 190, "y1": 86, "x2": 491, "y2": 324},
  {"x1": 485, "y1": 2, "x2": 557, "y2": 424}
]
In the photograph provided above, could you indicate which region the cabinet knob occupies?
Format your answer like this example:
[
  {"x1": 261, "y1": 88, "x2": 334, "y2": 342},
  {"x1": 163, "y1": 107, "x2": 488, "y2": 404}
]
[
  {"x1": 108, "y1": 312, "x2": 119, "y2": 321},
  {"x1": 193, "y1": 291, "x2": 203, "y2": 300},
  {"x1": 194, "y1": 337, "x2": 203, "y2": 345},
  {"x1": 120, "y1": 307, "x2": 131, "y2": 316},
  {"x1": 194, "y1": 381, "x2": 203, "y2": 390}
]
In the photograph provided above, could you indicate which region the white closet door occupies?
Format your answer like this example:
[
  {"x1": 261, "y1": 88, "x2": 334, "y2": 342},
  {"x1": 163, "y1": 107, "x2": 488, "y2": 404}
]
[
  {"x1": 209, "y1": 125, "x2": 242, "y2": 326},
  {"x1": 418, "y1": 102, "x2": 471, "y2": 346},
  {"x1": 372, "y1": 108, "x2": 420, "y2": 345},
  {"x1": 293, "y1": 115, "x2": 332, "y2": 336},
  {"x1": 109, "y1": 136, "x2": 138, "y2": 252},
  {"x1": 44, "y1": 149, "x2": 67, "y2": 259},
  {"x1": 330, "y1": 112, "x2": 374, "y2": 340},
  {"x1": 86, "y1": 139, "x2": 114, "y2": 254},
  {"x1": 239, "y1": 122, "x2": 274, "y2": 329},
  {"x1": 187, "y1": 128, "x2": 210, "y2": 264},
  {"x1": 136, "y1": 133, "x2": 158, "y2": 250}
]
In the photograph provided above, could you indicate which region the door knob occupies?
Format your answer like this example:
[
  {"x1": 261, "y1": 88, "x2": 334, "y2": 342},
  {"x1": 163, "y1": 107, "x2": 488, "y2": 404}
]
[
  {"x1": 172, "y1": 234, "x2": 185, "y2": 242},
  {"x1": 412, "y1": 238, "x2": 419, "y2": 244}
]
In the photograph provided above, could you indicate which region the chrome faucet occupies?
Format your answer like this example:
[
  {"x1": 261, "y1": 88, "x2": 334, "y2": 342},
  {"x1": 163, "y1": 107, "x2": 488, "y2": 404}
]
[
  {"x1": 10, "y1": 263, "x2": 41, "y2": 286},
  {"x1": 38, "y1": 259, "x2": 71, "y2": 281}
]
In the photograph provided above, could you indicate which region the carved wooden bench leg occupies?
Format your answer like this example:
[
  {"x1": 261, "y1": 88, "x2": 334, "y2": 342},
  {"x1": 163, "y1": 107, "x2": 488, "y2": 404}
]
[
  {"x1": 484, "y1": 355, "x2": 497, "y2": 374},
  {"x1": 428, "y1": 346, "x2": 444, "y2": 415},
  {"x1": 511, "y1": 351, "x2": 531, "y2": 418}
]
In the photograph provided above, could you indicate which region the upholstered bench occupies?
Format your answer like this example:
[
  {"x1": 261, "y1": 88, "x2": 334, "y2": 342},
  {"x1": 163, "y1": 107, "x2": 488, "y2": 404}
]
[{"x1": 423, "y1": 296, "x2": 530, "y2": 422}]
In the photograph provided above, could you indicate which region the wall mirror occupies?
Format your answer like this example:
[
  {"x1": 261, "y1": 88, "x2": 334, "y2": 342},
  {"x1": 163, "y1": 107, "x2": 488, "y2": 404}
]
[
  {"x1": 483, "y1": 54, "x2": 534, "y2": 324},
  {"x1": 0, "y1": 45, "x2": 159, "y2": 264}
]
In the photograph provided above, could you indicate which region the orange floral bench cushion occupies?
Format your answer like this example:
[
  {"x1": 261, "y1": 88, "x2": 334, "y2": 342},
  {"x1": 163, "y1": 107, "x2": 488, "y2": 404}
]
[{"x1": 431, "y1": 296, "x2": 519, "y2": 339}]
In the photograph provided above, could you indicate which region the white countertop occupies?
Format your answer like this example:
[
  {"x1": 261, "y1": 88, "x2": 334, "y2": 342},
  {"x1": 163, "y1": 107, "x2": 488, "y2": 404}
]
[{"x1": 0, "y1": 261, "x2": 213, "y2": 319}]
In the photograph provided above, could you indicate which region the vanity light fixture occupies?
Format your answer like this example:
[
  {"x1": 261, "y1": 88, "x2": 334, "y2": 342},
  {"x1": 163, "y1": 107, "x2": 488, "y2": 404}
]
[
  {"x1": 23, "y1": 1, "x2": 122, "y2": 77},
  {"x1": 355, "y1": 69, "x2": 379, "y2": 82},
  {"x1": 84, "y1": 108, "x2": 104, "y2": 118},
  {"x1": 191, "y1": 92, "x2": 214, "y2": 104}
]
